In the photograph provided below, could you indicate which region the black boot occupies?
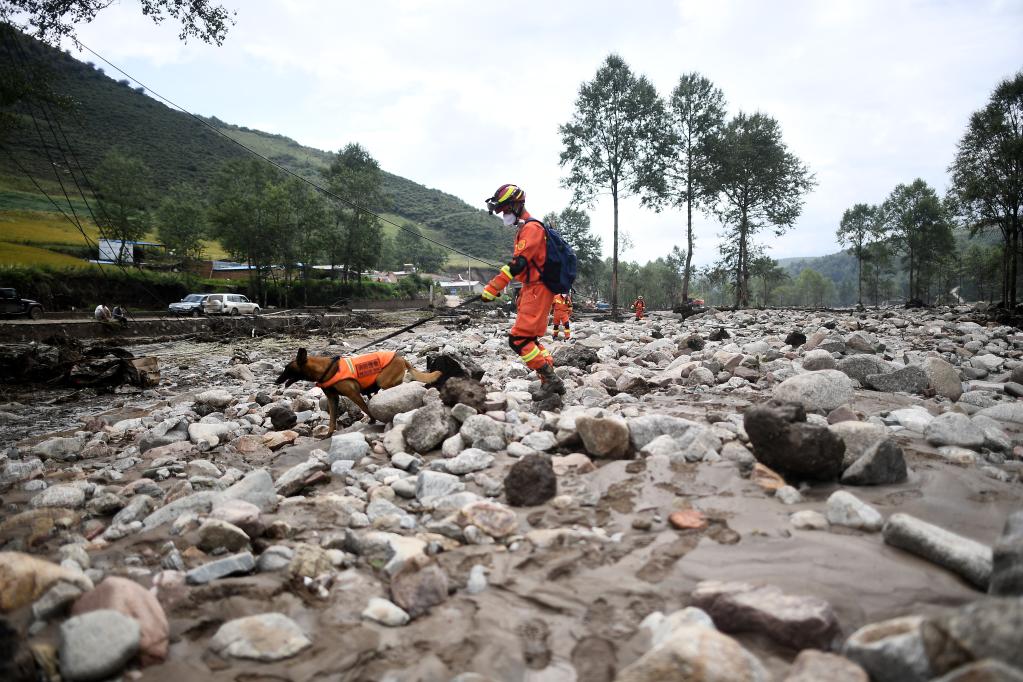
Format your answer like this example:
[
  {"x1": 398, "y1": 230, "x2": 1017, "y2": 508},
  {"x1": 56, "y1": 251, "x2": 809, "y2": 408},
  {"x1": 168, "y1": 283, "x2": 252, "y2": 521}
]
[{"x1": 536, "y1": 364, "x2": 566, "y2": 395}]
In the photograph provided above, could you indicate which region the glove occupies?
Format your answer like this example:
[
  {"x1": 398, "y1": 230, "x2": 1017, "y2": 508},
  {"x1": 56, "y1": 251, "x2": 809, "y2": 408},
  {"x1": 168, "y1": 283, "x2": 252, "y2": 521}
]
[{"x1": 481, "y1": 289, "x2": 497, "y2": 302}]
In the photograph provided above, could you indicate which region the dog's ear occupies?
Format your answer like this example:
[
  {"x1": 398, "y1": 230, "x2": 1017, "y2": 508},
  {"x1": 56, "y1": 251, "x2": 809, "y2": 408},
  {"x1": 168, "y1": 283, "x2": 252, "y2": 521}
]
[{"x1": 297, "y1": 348, "x2": 307, "y2": 365}]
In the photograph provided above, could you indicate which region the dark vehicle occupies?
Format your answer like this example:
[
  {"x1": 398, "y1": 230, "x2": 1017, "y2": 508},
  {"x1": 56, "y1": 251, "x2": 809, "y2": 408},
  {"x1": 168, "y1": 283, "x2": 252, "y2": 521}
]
[
  {"x1": 168, "y1": 293, "x2": 211, "y2": 317},
  {"x1": 0, "y1": 288, "x2": 44, "y2": 319}
]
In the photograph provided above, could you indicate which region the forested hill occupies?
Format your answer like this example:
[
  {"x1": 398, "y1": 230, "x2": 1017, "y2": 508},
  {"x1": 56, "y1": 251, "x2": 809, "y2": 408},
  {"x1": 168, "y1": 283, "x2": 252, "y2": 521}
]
[{"x1": 0, "y1": 29, "x2": 505, "y2": 260}]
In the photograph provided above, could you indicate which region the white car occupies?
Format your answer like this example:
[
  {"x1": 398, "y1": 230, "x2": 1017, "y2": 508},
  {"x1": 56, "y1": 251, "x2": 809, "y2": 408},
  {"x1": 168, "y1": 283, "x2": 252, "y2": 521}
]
[{"x1": 204, "y1": 293, "x2": 260, "y2": 316}]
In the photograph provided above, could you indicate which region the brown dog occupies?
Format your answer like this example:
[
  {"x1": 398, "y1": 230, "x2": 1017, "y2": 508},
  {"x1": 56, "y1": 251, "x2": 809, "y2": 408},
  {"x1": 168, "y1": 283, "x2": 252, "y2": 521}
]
[{"x1": 276, "y1": 348, "x2": 442, "y2": 436}]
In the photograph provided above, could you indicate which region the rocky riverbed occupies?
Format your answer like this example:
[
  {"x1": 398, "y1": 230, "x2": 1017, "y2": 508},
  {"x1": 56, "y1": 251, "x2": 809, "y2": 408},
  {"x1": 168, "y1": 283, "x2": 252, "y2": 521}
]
[{"x1": 1, "y1": 306, "x2": 1022, "y2": 681}]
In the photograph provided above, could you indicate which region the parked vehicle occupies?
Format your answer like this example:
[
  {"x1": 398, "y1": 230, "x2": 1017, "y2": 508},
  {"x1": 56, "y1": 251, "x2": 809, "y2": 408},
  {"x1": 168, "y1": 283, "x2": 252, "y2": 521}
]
[
  {"x1": 168, "y1": 293, "x2": 211, "y2": 317},
  {"x1": 204, "y1": 293, "x2": 260, "y2": 316},
  {"x1": 0, "y1": 288, "x2": 44, "y2": 319}
]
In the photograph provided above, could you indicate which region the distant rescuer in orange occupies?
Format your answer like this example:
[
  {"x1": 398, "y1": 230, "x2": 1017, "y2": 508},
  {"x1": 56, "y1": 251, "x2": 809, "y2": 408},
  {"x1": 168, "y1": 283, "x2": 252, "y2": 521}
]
[
  {"x1": 631, "y1": 295, "x2": 646, "y2": 321},
  {"x1": 551, "y1": 292, "x2": 572, "y2": 340},
  {"x1": 481, "y1": 184, "x2": 565, "y2": 395}
]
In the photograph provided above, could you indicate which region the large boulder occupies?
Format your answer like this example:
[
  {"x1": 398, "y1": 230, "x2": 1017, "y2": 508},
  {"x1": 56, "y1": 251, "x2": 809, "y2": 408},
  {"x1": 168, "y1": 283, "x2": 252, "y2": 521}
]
[
  {"x1": 744, "y1": 403, "x2": 846, "y2": 481},
  {"x1": 439, "y1": 377, "x2": 487, "y2": 413},
  {"x1": 504, "y1": 454, "x2": 556, "y2": 507},
  {"x1": 404, "y1": 402, "x2": 454, "y2": 454},
  {"x1": 576, "y1": 415, "x2": 631, "y2": 459},
  {"x1": 921, "y1": 598, "x2": 1023, "y2": 676},
  {"x1": 922, "y1": 357, "x2": 963, "y2": 401},
  {"x1": 773, "y1": 370, "x2": 854, "y2": 411},
  {"x1": 71, "y1": 577, "x2": 168, "y2": 665},
  {"x1": 883, "y1": 513, "x2": 992, "y2": 589},
  {"x1": 59, "y1": 609, "x2": 140, "y2": 681},
  {"x1": 209, "y1": 613, "x2": 310, "y2": 662},
  {"x1": 866, "y1": 366, "x2": 929, "y2": 394},
  {"x1": 837, "y1": 355, "x2": 893, "y2": 384},
  {"x1": 367, "y1": 383, "x2": 427, "y2": 423},
  {"x1": 616, "y1": 625, "x2": 769, "y2": 682}
]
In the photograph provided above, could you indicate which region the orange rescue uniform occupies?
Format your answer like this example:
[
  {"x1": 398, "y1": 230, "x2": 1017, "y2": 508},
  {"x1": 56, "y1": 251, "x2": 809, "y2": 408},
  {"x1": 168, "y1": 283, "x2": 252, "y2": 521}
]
[
  {"x1": 483, "y1": 211, "x2": 556, "y2": 371},
  {"x1": 551, "y1": 294, "x2": 572, "y2": 339},
  {"x1": 316, "y1": 350, "x2": 396, "y2": 390},
  {"x1": 631, "y1": 298, "x2": 646, "y2": 320}
]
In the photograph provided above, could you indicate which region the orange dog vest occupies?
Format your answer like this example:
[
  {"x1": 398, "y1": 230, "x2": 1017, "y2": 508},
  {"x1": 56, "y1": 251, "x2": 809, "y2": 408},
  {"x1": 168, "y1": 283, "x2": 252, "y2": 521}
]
[{"x1": 316, "y1": 350, "x2": 396, "y2": 390}]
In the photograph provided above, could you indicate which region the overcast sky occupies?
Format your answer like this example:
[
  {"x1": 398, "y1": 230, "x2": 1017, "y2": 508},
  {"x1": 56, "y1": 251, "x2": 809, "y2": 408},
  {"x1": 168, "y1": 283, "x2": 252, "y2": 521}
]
[{"x1": 62, "y1": 0, "x2": 1022, "y2": 267}]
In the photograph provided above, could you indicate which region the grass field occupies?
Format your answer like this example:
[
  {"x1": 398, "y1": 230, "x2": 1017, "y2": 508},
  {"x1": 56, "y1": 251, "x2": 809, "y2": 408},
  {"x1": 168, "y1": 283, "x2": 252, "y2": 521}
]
[{"x1": 0, "y1": 241, "x2": 94, "y2": 268}]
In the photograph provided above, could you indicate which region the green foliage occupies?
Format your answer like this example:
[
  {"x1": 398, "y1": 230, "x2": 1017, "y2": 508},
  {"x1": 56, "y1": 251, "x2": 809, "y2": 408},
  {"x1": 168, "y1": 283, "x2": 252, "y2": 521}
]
[
  {"x1": 92, "y1": 148, "x2": 152, "y2": 259},
  {"x1": 836, "y1": 203, "x2": 882, "y2": 303},
  {"x1": 392, "y1": 223, "x2": 447, "y2": 273},
  {"x1": 155, "y1": 182, "x2": 206, "y2": 260},
  {"x1": 0, "y1": 31, "x2": 505, "y2": 264},
  {"x1": 0, "y1": 0, "x2": 234, "y2": 46},
  {"x1": 708, "y1": 112, "x2": 815, "y2": 307},
  {"x1": 657, "y1": 73, "x2": 727, "y2": 298},
  {"x1": 948, "y1": 69, "x2": 1023, "y2": 307},
  {"x1": 879, "y1": 178, "x2": 955, "y2": 301},
  {"x1": 560, "y1": 53, "x2": 667, "y2": 314},
  {"x1": 324, "y1": 143, "x2": 385, "y2": 280}
]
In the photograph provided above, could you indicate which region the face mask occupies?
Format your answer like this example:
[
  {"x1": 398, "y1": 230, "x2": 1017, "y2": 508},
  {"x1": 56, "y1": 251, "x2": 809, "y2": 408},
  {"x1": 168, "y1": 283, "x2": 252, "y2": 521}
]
[{"x1": 502, "y1": 212, "x2": 517, "y2": 227}]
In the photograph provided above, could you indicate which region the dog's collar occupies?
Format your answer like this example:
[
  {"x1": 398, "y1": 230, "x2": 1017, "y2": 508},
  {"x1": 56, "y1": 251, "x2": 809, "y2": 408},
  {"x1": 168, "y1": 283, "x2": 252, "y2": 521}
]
[{"x1": 316, "y1": 356, "x2": 340, "y2": 385}]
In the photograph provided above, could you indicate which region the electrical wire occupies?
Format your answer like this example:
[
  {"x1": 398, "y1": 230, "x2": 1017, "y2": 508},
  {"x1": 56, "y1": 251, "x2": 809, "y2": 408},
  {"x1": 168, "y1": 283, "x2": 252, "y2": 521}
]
[{"x1": 74, "y1": 39, "x2": 502, "y2": 270}]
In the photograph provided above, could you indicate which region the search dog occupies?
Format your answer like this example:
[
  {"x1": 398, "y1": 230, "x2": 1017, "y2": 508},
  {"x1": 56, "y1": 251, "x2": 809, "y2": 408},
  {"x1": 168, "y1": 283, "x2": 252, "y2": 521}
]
[{"x1": 275, "y1": 348, "x2": 442, "y2": 437}]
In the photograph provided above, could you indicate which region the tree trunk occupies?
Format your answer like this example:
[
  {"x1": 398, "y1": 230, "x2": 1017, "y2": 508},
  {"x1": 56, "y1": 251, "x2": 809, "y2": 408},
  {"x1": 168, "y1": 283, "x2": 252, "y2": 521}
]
[
  {"x1": 1011, "y1": 220, "x2": 1020, "y2": 309},
  {"x1": 857, "y1": 245, "x2": 863, "y2": 305},
  {"x1": 611, "y1": 184, "x2": 620, "y2": 319},
  {"x1": 683, "y1": 174, "x2": 693, "y2": 301},
  {"x1": 908, "y1": 248, "x2": 915, "y2": 301}
]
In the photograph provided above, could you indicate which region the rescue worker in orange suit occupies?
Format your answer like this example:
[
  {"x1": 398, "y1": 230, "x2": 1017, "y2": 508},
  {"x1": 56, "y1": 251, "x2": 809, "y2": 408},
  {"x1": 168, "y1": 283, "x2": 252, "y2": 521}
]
[
  {"x1": 631, "y1": 295, "x2": 646, "y2": 321},
  {"x1": 480, "y1": 184, "x2": 565, "y2": 395},
  {"x1": 551, "y1": 292, "x2": 573, "y2": 340}
]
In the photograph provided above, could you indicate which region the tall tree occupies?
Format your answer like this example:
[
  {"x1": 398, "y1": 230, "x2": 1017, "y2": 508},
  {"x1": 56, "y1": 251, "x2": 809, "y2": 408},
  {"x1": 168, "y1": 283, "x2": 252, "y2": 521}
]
[
  {"x1": 207, "y1": 158, "x2": 281, "y2": 304},
  {"x1": 707, "y1": 112, "x2": 815, "y2": 307},
  {"x1": 653, "y1": 73, "x2": 726, "y2": 301},
  {"x1": 93, "y1": 149, "x2": 152, "y2": 262},
  {"x1": 836, "y1": 203, "x2": 881, "y2": 305},
  {"x1": 749, "y1": 255, "x2": 789, "y2": 307},
  {"x1": 560, "y1": 54, "x2": 667, "y2": 318},
  {"x1": 879, "y1": 179, "x2": 954, "y2": 302},
  {"x1": 394, "y1": 224, "x2": 447, "y2": 273},
  {"x1": 155, "y1": 183, "x2": 206, "y2": 261},
  {"x1": 323, "y1": 143, "x2": 386, "y2": 282},
  {"x1": 948, "y1": 70, "x2": 1023, "y2": 308},
  {"x1": 286, "y1": 179, "x2": 331, "y2": 306}
]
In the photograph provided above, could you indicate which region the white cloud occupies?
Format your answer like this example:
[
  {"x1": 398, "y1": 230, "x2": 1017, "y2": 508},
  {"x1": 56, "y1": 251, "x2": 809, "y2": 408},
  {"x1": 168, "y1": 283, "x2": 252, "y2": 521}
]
[{"x1": 61, "y1": 0, "x2": 1023, "y2": 267}]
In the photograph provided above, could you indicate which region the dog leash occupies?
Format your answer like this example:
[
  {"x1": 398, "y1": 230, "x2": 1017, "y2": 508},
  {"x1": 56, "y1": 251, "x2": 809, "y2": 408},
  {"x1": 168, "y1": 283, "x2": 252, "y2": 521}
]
[{"x1": 348, "y1": 295, "x2": 482, "y2": 353}]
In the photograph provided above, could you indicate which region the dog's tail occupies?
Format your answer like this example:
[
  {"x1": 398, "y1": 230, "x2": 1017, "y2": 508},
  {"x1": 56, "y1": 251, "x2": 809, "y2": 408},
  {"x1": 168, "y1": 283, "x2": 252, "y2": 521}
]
[{"x1": 404, "y1": 359, "x2": 442, "y2": 385}]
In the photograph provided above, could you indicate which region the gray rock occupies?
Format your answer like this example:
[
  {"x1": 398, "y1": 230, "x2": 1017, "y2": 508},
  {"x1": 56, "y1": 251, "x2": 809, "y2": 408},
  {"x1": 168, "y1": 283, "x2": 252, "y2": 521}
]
[
  {"x1": 990, "y1": 511, "x2": 1023, "y2": 596},
  {"x1": 929, "y1": 660, "x2": 1023, "y2": 682},
  {"x1": 30, "y1": 484, "x2": 86, "y2": 509},
  {"x1": 520, "y1": 430, "x2": 557, "y2": 452},
  {"x1": 691, "y1": 580, "x2": 840, "y2": 650},
  {"x1": 221, "y1": 468, "x2": 277, "y2": 511},
  {"x1": 971, "y1": 415, "x2": 1012, "y2": 452},
  {"x1": 827, "y1": 490, "x2": 884, "y2": 531},
  {"x1": 576, "y1": 415, "x2": 631, "y2": 459},
  {"x1": 791, "y1": 510, "x2": 829, "y2": 530},
  {"x1": 275, "y1": 459, "x2": 325, "y2": 496},
  {"x1": 922, "y1": 357, "x2": 964, "y2": 401},
  {"x1": 802, "y1": 348, "x2": 837, "y2": 371},
  {"x1": 196, "y1": 388, "x2": 235, "y2": 408},
  {"x1": 921, "y1": 597, "x2": 1023, "y2": 676},
  {"x1": 362, "y1": 597, "x2": 410, "y2": 626},
  {"x1": 209, "y1": 613, "x2": 311, "y2": 661},
  {"x1": 846, "y1": 330, "x2": 881, "y2": 353},
  {"x1": 32, "y1": 580, "x2": 84, "y2": 621},
  {"x1": 329, "y1": 432, "x2": 370, "y2": 462},
  {"x1": 783, "y1": 649, "x2": 870, "y2": 682},
  {"x1": 404, "y1": 401, "x2": 453, "y2": 453},
  {"x1": 138, "y1": 417, "x2": 189, "y2": 453},
  {"x1": 774, "y1": 370, "x2": 855, "y2": 411},
  {"x1": 837, "y1": 355, "x2": 893, "y2": 384},
  {"x1": 390, "y1": 561, "x2": 449, "y2": 618},
  {"x1": 32, "y1": 436, "x2": 86, "y2": 462},
  {"x1": 888, "y1": 407, "x2": 935, "y2": 432},
  {"x1": 142, "y1": 491, "x2": 219, "y2": 531},
  {"x1": 416, "y1": 470, "x2": 464, "y2": 501},
  {"x1": 444, "y1": 448, "x2": 494, "y2": 475},
  {"x1": 925, "y1": 412, "x2": 986, "y2": 449},
  {"x1": 112, "y1": 494, "x2": 154, "y2": 526},
  {"x1": 0, "y1": 457, "x2": 43, "y2": 488},
  {"x1": 504, "y1": 454, "x2": 557, "y2": 507},
  {"x1": 197, "y1": 519, "x2": 251, "y2": 553},
  {"x1": 882, "y1": 513, "x2": 993, "y2": 589},
  {"x1": 185, "y1": 552, "x2": 256, "y2": 584},
  {"x1": 188, "y1": 421, "x2": 237, "y2": 449},
  {"x1": 627, "y1": 414, "x2": 704, "y2": 451},
  {"x1": 866, "y1": 365, "x2": 929, "y2": 394},
  {"x1": 268, "y1": 405, "x2": 297, "y2": 430},
  {"x1": 830, "y1": 421, "x2": 890, "y2": 469},
  {"x1": 459, "y1": 415, "x2": 507, "y2": 450},
  {"x1": 368, "y1": 383, "x2": 427, "y2": 423},
  {"x1": 256, "y1": 545, "x2": 294, "y2": 573},
  {"x1": 976, "y1": 403, "x2": 1023, "y2": 424},
  {"x1": 59, "y1": 609, "x2": 141, "y2": 682},
  {"x1": 615, "y1": 625, "x2": 769, "y2": 682},
  {"x1": 841, "y1": 438, "x2": 908, "y2": 486},
  {"x1": 843, "y1": 615, "x2": 932, "y2": 682}
]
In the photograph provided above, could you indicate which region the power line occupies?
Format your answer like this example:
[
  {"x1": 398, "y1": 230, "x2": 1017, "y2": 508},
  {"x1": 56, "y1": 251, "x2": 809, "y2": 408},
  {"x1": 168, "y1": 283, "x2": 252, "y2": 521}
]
[{"x1": 74, "y1": 40, "x2": 502, "y2": 270}]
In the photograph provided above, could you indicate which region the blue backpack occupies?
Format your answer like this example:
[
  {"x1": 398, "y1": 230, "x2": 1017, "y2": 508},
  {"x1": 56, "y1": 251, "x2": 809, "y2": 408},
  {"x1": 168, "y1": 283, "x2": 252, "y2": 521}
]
[{"x1": 524, "y1": 219, "x2": 577, "y2": 295}]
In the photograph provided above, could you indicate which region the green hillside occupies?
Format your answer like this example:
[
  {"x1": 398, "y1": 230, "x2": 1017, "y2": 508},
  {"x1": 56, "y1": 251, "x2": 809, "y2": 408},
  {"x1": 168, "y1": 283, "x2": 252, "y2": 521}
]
[{"x1": 0, "y1": 28, "x2": 505, "y2": 266}]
